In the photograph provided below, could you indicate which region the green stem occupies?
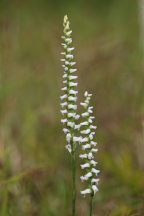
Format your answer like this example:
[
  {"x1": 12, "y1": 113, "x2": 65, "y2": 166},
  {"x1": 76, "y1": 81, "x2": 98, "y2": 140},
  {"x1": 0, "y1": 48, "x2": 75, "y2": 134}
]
[
  {"x1": 90, "y1": 194, "x2": 94, "y2": 216},
  {"x1": 72, "y1": 151, "x2": 76, "y2": 216}
]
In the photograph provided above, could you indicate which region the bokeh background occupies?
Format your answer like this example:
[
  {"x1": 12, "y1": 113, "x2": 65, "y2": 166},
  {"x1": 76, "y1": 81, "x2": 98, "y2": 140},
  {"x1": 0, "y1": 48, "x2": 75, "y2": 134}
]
[{"x1": 0, "y1": 0, "x2": 144, "y2": 215}]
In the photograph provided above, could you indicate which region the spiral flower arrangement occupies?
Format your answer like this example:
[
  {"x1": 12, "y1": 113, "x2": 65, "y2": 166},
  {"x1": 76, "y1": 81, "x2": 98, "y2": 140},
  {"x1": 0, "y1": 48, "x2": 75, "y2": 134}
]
[
  {"x1": 60, "y1": 15, "x2": 100, "y2": 216},
  {"x1": 80, "y1": 91, "x2": 100, "y2": 215},
  {"x1": 60, "y1": 15, "x2": 80, "y2": 154},
  {"x1": 60, "y1": 15, "x2": 81, "y2": 216}
]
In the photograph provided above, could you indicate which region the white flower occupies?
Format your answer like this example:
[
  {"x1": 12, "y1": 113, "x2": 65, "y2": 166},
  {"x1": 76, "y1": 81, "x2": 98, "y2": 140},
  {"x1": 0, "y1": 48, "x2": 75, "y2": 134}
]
[
  {"x1": 75, "y1": 124, "x2": 80, "y2": 130},
  {"x1": 67, "y1": 121, "x2": 75, "y2": 128},
  {"x1": 91, "y1": 168, "x2": 100, "y2": 175},
  {"x1": 88, "y1": 152, "x2": 94, "y2": 159},
  {"x1": 60, "y1": 94, "x2": 67, "y2": 100},
  {"x1": 79, "y1": 154, "x2": 87, "y2": 159},
  {"x1": 80, "y1": 163, "x2": 90, "y2": 169},
  {"x1": 81, "y1": 112, "x2": 89, "y2": 117},
  {"x1": 90, "y1": 160, "x2": 98, "y2": 166},
  {"x1": 70, "y1": 62, "x2": 76, "y2": 66},
  {"x1": 92, "y1": 185, "x2": 98, "y2": 194},
  {"x1": 67, "y1": 47, "x2": 74, "y2": 51},
  {"x1": 91, "y1": 148, "x2": 98, "y2": 153},
  {"x1": 70, "y1": 68, "x2": 77, "y2": 73},
  {"x1": 68, "y1": 104, "x2": 77, "y2": 110},
  {"x1": 68, "y1": 112, "x2": 76, "y2": 118},
  {"x1": 60, "y1": 102, "x2": 67, "y2": 108},
  {"x1": 65, "y1": 144, "x2": 72, "y2": 153},
  {"x1": 82, "y1": 144, "x2": 91, "y2": 150},
  {"x1": 73, "y1": 136, "x2": 81, "y2": 143},
  {"x1": 80, "y1": 189, "x2": 91, "y2": 196},
  {"x1": 68, "y1": 96, "x2": 77, "y2": 102},
  {"x1": 63, "y1": 128, "x2": 69, "y2": 134},
  {"x1": 80, "y1": 121, "x2": 88, "y2": 126},
  {"x1": 69, "y1": 82, "x2": 78, "y2": 87},
  {"x1": 90, "y1": 125, "x2": 97, "y2": 129},
  {"x1": 61, "y1": 87, "x2": 67, "y2": 91},
  {"x1": 66, "y1": 54, "x2": 73, "y2": 59},
  {"x1": 66, "y1": 133, "x2": 71, "y2": 143},
  {"x1": 60, "y1": 109, "x2": 67, "y2": 115},
  {"x1": 81, "y1": 137, "x2": 88, "y2": 143},
  {"x1": 69, "y1": 75, "x2": 77, "y2": 80},
  {"x1": 91, "y1": 141, "x2": 97, "y2": 146},
  {"x1": 91, "y1": 178, "x2": 99, "y2": 184},
  {"x1": 84, "y1": 172, "x2": 92, "y2": 179},
  {"x1": 81, "y1": 129, "x2": 90, "y2": 134},
  {"x1": 69, "y1": 89, "x2": 78, "y2": 95},
  {"x1": 61, "y1": 119, "x2": 67, "y2": 124}
]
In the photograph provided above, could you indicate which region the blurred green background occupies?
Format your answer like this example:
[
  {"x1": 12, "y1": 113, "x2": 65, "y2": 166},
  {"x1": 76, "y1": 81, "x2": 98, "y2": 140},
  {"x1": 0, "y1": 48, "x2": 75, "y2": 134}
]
[{"x1": 0, "y1": 0, "x2": 144, "y2": 215}]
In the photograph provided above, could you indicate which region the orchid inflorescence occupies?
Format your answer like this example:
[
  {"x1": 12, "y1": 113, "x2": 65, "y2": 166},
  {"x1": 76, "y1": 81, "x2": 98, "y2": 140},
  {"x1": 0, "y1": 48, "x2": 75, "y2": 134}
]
[
  {"x1": 60, "y1": 15, "x2": 81, "y2": 154},
  {"x1": 60, "y1": 15, "x2": 100, "y2": 216},
  {"x1": 80, "y1": 91, "x2": 100, "y2": 196}
]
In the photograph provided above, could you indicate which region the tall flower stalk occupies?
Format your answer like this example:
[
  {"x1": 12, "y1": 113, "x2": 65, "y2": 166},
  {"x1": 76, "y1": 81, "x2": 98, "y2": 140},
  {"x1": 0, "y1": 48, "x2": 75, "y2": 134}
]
[
  {"x1": 60, "y1": 15, "x2": 80, "y2": 216},
  {"x1": 79, "y1": 91, "x2": 100, "y2": 216}
]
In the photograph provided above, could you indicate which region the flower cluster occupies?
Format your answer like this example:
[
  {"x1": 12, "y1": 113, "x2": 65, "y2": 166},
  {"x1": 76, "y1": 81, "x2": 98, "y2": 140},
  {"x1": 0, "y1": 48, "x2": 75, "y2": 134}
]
[
  {"x1": 60, "y1": 15, "x2": 80, "y2": 153},
  {"x1": 79, "y1": 91, "x2": 100, "y2": 196}
]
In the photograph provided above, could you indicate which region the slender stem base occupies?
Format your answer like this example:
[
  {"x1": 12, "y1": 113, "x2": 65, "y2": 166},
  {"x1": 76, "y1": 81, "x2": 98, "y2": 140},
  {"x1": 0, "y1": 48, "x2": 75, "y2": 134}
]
[
  {"x1": 90, "y1": 195, "x2": 94, "y2": 216},
  {"x1": 72, "y1": 151, "x2": 76, "y2": 216}
]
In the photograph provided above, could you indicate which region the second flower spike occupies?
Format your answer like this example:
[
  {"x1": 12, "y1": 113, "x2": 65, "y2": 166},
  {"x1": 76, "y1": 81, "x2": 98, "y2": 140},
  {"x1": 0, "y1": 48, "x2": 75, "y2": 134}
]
[{"x1": 79, "y1": 91, "x2": 100, "y2": 196}]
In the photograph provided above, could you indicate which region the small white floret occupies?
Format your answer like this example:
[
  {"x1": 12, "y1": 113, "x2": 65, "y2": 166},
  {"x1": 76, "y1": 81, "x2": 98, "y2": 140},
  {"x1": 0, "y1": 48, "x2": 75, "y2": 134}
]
[
  {"x1": 91, "y1": 168, "x2": 100, "y2": 175},
  {"x1": 68, "y1": 112, "x2": 76, "y2": 118},
  {"x1": 75, "y1": 114, "x2": 80, "y2": 120},
  {"x1": 81, "y1": 112, "x2": 89, "y2": 117},
  {"x1": 66, "y1": 133, "x2": 71, "y2": 142},
  {"x1": 68, "y1": 104, "x2": 77, "y2": 110},
  {"x1": 80, "y1": 189, "x2": 91, "y2": 196},
  {"x1": 90, "y1": 160, "x2": 98, "y2": 166},
  {"x1": 88, "y1": 152, "x2": 94, "y2": 159},
  {"x1": 67, "y1": 121, "x2": 75, "y2": 128},
  {"x1": 61, "y1": 119, "x2": 67, "y2": 124},
  {"x1": 70, "y1": 62, "x2": 76, "y2": 66},
  {"x1": 60, "y1": 94, "x2": 67, "y2": 100},
  {"x1": 60, "y1": 102, "x2": 67, "y2": 108},
  {"x1": 69, "y1": 82, "x2": 78, "y2": 87},
  {"x1": 90, "y1": 125, "x2": 97, "y2": 130},
  {"x1": 80, "y1": 121, "x2": 88, "y2": 126},
  {"x1": 84, "y1": 91, "x2": 88, "y2": 97},
  {"x1": 92, "y1": 185, "x2": 98, "y2": 194},
  {"x1": 65, "y1": 38, "x2": 72, "y2": 43},
  {"x1": 75, "y1": 124, "x2": 81, "y2": 130},
  {"x1": 80, "y1": 163, "x2": 90, "y2": 169},
  {"x1": 82, "y1": 144, "x2": 91, "y2": 150},
  {"x1": 60, "y1": 109, "x2": 67, "y2": 115},
  {"x1": 68, "y1": 96, "x2": 77, "y2": 102},
  {"x1": 81, "y1": 137, "x2": 88, "y2": 143},
  {"x1": 79, "y1": 154, "x2": 87, "y2": 159},
  {"x1": 91, "y1": 148, "x2": 98, "y2": 153},
  {"x1": 67, "y1": 47, "x2": 74, "y2": 52},
  {"x1": 91, "y1": 141, "x2": 97, "y2": 146},
  {"x1": 70, "y1": 69, "x2": 77, "y2": 73},
  {"x1": 73, "y1": 136, "x2": 81, "y2": 143},
  {"x1": 63, "y1": 73, "x2": 67, "y2": 78},
  {"x1": 69, "y1": 75, "x2": 77, "y2": 80},
  {"x1": 63, "y1": 128, "x2": 69, "y2": 134},
  {"x1": 84, "y1": 172, "x2": 92, "y2": 179},
  {"x1": 65, "y1": 144, "x2": 72, "y2": 153},
  {"x1": 66, "y1": 54, "x2": 73, "y2": 59},
  {"x1": 81, "y1": 129, "x2": 90, "y2": 134},
  {"x1": 91, "y1": 178, "x2": 99, "y2": 184},
  {"x1": 69, "y1": 89, "x2": 78, "y2": 95},
  {"x1": 61, "y1": 87, "x2": 67, "y2": 91}
]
